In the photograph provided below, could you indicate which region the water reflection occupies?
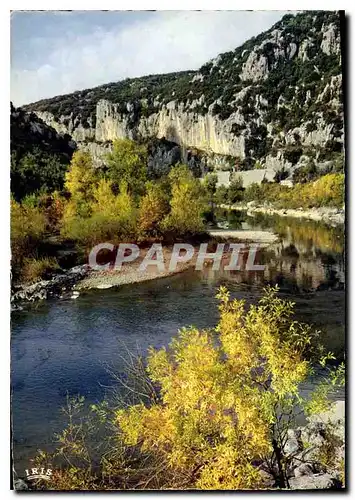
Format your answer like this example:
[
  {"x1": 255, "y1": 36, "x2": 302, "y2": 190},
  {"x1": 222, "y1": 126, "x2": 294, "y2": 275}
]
[
  {"x1": 11, "y1": 210, "x2": 345, "y2": 472},
  {"x1": 213, "y1": 209, "x2": 345, "y2": 293}
]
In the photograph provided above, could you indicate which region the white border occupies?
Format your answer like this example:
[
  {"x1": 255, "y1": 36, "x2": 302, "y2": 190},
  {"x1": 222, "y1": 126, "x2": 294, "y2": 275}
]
[{"x1": 2, "y1": 1, "x2": 354, "y2": 497}]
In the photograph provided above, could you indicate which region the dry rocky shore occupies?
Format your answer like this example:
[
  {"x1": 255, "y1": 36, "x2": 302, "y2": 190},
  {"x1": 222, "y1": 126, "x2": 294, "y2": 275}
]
[{"x1": 221, "y1": 202, "x2": 345, "y2": 226}]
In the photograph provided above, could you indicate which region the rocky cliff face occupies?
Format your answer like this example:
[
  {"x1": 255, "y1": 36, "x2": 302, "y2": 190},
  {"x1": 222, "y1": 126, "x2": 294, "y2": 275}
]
[{"x1": 24, "y1": 10, "x2": 344, "y2": 177}]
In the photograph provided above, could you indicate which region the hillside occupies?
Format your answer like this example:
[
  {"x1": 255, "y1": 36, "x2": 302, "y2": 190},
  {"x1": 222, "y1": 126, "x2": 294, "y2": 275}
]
[
  {"x1": 22, "y1": 10, "x2": 344, "y2": 178},
  {"x1": 10, "y1": 103, "x2": 76, "y2": 199}
]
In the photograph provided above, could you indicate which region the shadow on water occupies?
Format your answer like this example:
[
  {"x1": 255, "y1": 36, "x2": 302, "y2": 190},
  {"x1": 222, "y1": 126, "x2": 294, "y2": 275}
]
[{"x1": 11, "y1": 210, "x2": 345, "y2": 472}]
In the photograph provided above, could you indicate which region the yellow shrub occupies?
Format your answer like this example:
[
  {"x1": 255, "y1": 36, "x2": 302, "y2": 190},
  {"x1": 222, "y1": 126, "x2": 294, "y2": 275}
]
[{"x1": 116, "y1": 286, "x2": 337, "y2": 490}]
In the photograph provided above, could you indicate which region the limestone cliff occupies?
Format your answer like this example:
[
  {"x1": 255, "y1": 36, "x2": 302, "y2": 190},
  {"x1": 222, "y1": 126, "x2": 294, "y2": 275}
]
[{"x1": 24, "y1": 10, "x2": 344, "y2": 178}]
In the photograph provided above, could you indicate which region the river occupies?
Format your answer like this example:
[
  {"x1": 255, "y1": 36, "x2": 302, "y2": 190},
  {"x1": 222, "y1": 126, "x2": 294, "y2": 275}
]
[{"x1": 11, "y1": 211, "x2": 345, "y2": 474}]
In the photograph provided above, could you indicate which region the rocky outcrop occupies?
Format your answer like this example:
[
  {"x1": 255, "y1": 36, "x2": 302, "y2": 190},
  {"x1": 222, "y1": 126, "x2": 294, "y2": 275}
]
[
  {"x1": 240, "y1": 51, "x2": 269, "y2": 82},
  {"x1": 321, "y1": 23, "x2": 341, "y2": 56},
  {"x1": 258, "y1": 401, "x2": 345, "y2": 490},
  {"x1": 11, "y1": 265, "x2": 90, "y2": 305},
  {"x1": 24, "y1": 11, "x2": 344, "y2": 176}
]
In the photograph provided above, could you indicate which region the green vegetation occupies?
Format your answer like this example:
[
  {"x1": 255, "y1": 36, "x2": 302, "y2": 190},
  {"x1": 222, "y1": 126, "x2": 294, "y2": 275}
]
[
  {"x1": 106, "y1": 139, "x2": 148, "y2": 196},
  {"x1": 32, "y1": 287, "x2": 345, "y2": 490},
  {"x1": 10, "y1": 131, "x2": 344, "y2": 285},
  {"x1": 217, "y1": 173, "x2": 344, "y2": 209},
  {"x1": 11, "y1": 197, "x2": 47, "y2": 281},
  {"x1": 22, "y1": 12, "x2": 343, "y2": 171},
  {"x1": 202, "y1": 172, "x2": 218, "y2": 198},
  {"x1": 11, "y1": 104, "x2": 74, "y2": 200},
  {"x1": 225, "y1": 175, "x2": 244, "y2": 204},
  {"x1": 11, "y1": 141, "x2": 209, "y2": 283},
  {"x1": 23, "y1": 71, "x2": 195, "y2": 125}
]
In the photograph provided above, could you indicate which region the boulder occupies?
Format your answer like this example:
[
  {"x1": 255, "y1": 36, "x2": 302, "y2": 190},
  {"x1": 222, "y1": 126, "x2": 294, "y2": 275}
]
[
  {"x1": 294, "y1": 463, "x2": 314, "y2": 478},
  {"x1": 289, "y1": 473, "x2": 341, "y2": 490},
  {"x1": 284, "y1": 428, "x2": 303, "y2": 455},
  {"x1": 258, "y1": 469, "x2": 275, "y2": 488}
]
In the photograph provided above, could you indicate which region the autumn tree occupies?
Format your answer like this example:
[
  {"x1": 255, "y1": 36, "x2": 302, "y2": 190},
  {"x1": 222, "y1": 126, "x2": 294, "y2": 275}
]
[
  {"x1": 64, "y1": 151, "x2": 97, "y2": 203},
  {"x1": 161, "y1": 164, "x2": 207, "y2": 236},
  {"x1": 61, "y1": 177, "x2": 137, "y2": 246},
  {"x1": 11, "y1": 197, "x2": 47, "y2": 280},
  {"x1": 106, "y1": 139, "x2": 148, "y2": 197},
  {"x1": 31, "y1": 287, "x2": 344, "y2": 491},
  {"x1": 138, "y1": 181, "x2": 170, "y2": 239}
]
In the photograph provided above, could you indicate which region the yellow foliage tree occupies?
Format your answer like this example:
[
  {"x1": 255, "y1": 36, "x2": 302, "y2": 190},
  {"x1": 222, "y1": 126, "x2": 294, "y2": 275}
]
[
  {"x1": 138, "y1": 182, "x2": 170, "y2": 239},
  {"x1": 116, "y1": 286, "x2": 342, "y2": 490},
  {"x1": 162, "y1": 164, "x2": 207, "y2": 236},
  {"x1": 11, "y1": 198, "x2": 47, "y2": 278},
  {"x1": 64, "y1": 151, "x2": 97, "y2": 203},
  {"x1": 61, "y1": 178, "x2": 137, "y2": 246}
]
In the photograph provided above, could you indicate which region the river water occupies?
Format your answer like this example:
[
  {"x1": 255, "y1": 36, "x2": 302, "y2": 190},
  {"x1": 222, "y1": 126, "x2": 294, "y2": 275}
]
[{"x1": 11, "y1": 211, "x2": 345, "y2": 474}]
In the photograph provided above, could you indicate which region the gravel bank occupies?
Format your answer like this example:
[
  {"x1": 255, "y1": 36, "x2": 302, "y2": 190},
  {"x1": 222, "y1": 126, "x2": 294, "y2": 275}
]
[
  {"x1": 12, "y1": 236, "x2": 279, "y2": 301},
  {"x1": 208, "y1": 229, "x2": 278, "y2": 244}
]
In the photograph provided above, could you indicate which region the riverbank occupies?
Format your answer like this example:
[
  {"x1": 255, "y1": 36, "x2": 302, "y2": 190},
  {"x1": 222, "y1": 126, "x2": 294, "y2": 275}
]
[
  {"x1": 12, "y1": 231, "x2": 280, "y2": 304},
  {"x1": 220, "y1": 203, "x2": 345, "y2": 226},
  {"x1": 76, "y1": 246, "x2": 195, "y2": 291},
  {"x1": 77, "y1": 236, "x2": 278, "y2": 291}
]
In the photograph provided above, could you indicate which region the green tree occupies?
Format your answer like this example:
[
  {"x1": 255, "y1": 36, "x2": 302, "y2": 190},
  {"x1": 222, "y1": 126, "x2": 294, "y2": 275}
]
[
  {"x1": 203, "y1": 173, "x2": 218, "y2": 199},
  {"x1": 162, "y1": 165, "x2": 207, "y2": 236},
  {"x1": 215, "y1": 185, "x2": 229, "y2": 205},
  {"x1": 227, "y1": 175, "x2": 244, "y2": 204},
  {"x1": 106, "y1": 139, "x2": 148, "y2": 197},
  {"x1": 64, "y1": 150, "x2": 97, "y2": 204},
  {"x1": 11, "y1": 148, "x2": 68, "y2": 200}
]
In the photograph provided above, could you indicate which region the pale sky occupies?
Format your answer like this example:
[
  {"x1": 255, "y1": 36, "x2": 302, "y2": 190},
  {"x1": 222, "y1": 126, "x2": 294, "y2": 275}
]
[{"x1": 11, "y1": 10, "x2": 290, "y2": 106}]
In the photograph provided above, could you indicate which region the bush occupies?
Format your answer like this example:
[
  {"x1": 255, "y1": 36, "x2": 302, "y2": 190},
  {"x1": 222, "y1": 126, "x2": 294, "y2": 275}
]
[
  {"x1": 11, "y1": 198, "x2": 47, "y2": 279},
  {"x1": 21, "y1": 257, "x2": 60, "y2": 283},
  {"x1": 115, "y1": 286, "x2": 343, "y2": 490},
  {"x1": 31, "y1": 287, "x2": 344, "y2": 491}
]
